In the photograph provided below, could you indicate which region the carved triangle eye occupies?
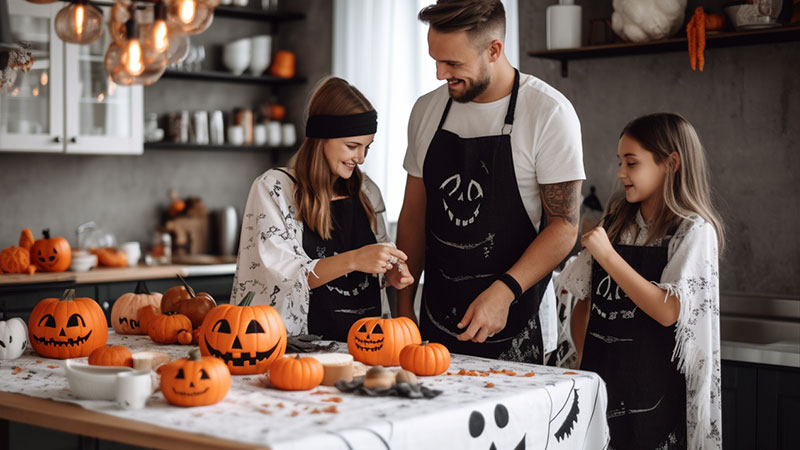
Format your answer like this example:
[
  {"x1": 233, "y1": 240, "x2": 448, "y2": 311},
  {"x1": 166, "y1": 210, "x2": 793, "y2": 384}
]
[
  {"x1": 38, "y1": 314, "x2": 56, "y2": 328},
  {"x1": 67, "y1": 314, "x2": 86, "y2": 327},
  {"x1": 372, "y1": 323, "x2": 383, "y2": 334},
  {"x1": 246, "y1": 320, "x2": 264, "y2": 334},
  {"x1": 176, "y1": 369, "x2": 185, "y2": 379},
  {"x1": 358, "y1": 324, "x2": 367, "y2": 332},
  {"x1": 212, "y1": 319, "x2": 232, "y2": 334}
]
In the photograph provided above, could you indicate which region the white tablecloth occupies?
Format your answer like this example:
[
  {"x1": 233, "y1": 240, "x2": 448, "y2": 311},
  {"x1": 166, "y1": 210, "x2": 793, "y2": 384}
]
[{"x1": 1, "y1": 332, "x2": 608, "y2": 450}]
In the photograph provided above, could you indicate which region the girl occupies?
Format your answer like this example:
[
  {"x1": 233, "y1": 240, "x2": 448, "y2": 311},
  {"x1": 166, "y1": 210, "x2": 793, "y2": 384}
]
[
  {"x1": 232, "y1": 77, "x2": 413, "y2": 341},
  {"x1": 559, "y1": 113, "x2": 723, "y2": 450}
]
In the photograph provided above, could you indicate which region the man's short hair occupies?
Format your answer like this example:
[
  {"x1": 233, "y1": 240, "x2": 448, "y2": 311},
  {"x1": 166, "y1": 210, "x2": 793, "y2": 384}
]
[{"x1": 419, "y1": 0, "x2": 506, "y2": 48}]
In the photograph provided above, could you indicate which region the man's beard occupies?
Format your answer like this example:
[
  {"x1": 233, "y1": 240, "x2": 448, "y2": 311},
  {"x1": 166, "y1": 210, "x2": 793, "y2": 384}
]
[{"x1": 450, "y1": 72, "x2": 491, "y2": 103}]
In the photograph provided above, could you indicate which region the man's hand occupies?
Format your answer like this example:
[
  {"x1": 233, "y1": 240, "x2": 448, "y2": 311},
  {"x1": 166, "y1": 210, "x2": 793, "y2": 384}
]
[
  {"x1": 385, "y1": 263, "x2": 414, "y2": 290},
  {"x1": 456, "y1": 281, "x2": 515, "y2": 343}
]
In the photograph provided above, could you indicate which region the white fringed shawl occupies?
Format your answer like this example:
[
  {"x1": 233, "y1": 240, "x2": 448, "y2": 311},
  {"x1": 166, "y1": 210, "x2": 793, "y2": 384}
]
[
  {"x1": 556, "y1": 211, "x2": 722, "y2": 449},
  {"x1": 230, "y1": 168, "x2": 391, "y2": 336}
]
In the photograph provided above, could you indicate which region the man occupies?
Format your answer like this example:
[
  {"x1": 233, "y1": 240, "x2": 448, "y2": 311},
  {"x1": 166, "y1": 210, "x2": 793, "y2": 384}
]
[{"x1": 394, "y1": 0, "x2": 584, "y2": 363}]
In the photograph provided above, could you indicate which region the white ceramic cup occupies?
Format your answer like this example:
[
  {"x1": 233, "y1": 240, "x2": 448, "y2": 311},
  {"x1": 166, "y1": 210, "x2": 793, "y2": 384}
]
[
  {"x1": 120, "y1": 242, "x2": 141, "y2": 267},
  {"x1": 281, "y1": 123, "x2": 296, "y2": 146},
  {"x1": 249, "y1": 35, "x2": 272, "y2": 76},
  {"x1": 266, "y1": 121, "x2": 282, "y2": 147},
  {"x1": 222, "y1": 38, "x2": 251, "y2": 76},
  {"x1": 254, "y1": 123, "x2": 267, "y2": 146},
  {"x1": 227, "y1": 125, "x2": 245, "y2": 145},
  {"x1": 116, "y1": 371, "x2": 152, "y2": 410}
]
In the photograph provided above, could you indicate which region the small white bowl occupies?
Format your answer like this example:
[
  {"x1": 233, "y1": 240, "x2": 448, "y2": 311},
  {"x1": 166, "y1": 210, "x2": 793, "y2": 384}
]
[
  {"x1": 724, "y1": 4, "x2": 777, "y2": 30},
  {"x1": 223, "y1": 38, "x2": 251, "y2": 76},
  {"x1": 70, "y1": 253, "x2": 97, "y2": 272},
  {"x1": 64, "y1": 359, "x2": 137, "y2": 400}
]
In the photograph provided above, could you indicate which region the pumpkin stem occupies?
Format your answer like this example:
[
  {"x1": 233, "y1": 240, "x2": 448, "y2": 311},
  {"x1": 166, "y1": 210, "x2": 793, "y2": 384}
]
[
  {"x1": 381, "y1": 313, "x2": 391, "y2": 319},
  {"x1": 134, "y1": 280, "x2": 151, "y2": 295},
  {"x1": 241, "y1": 291, "x2": 255, "y2": 307},
  {"x1": 42, "y1": 229, "x2": 51, "y2": 239},
  {"x1": 176, "y1": 274, "x2": 197, "y2": 297},
  {"x1": 294, "y1": 354, "x2": 301, "y2": 360},
  {"x1": 188, "y1": 348, "x2": 202, "y2": 361},
  {"x1": 421, "y1": 340, "x2": 429, "y2": 346},
  {"x1": 61, "y1": 289, "x2": 76, "y2": 301}
]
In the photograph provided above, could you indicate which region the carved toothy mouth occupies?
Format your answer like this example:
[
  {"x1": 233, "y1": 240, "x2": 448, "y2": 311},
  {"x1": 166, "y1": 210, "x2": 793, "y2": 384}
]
[
  {"x1": 118, "y1": 317, "x2": 140, "y2": 329},
  {"x1": 488, "y1": 434, "x2": 525, "y2": 450},
  {"x1": 354, "y1": 336, "x2": 384, "y2": 352},
  {"x1": 172, "y1": 386, "x2": 210, "y2": 396},
  {"x1": 204, "y1": 336, "x2": 281, "y2": 367},
  {"x1": 32, "y1": 330, "x2": 92, "y2": 347}
]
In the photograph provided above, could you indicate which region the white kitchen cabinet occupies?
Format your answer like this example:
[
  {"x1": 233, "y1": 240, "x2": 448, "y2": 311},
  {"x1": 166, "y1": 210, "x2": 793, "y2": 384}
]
[{"x1": 0, "y1": 0, "x2": 142, "y2": 155}]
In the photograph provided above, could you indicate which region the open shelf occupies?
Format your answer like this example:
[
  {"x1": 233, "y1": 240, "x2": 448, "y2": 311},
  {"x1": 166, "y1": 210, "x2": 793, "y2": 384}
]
[
  {"x1": 159, "y1": 69, "x2": 306, "y2": 85},
  {"x1": 214, "y1": 6, "x2": 305, "y2": 22},
  {"x1": 528, "y1": 25, "x2": 800, "y2": 77},
  {"x1": 144, "y1": 141, "x2": 297, "y2": 164}
]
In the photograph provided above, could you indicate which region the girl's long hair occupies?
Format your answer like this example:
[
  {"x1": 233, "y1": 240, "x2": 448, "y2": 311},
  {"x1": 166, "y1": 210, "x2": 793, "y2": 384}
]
[
  {"x1": 292, "y1": 77, "x2": 376, "y2": 240},
  {"x1": 605, "y1": 113, "x2": 725, "y2": 252}
]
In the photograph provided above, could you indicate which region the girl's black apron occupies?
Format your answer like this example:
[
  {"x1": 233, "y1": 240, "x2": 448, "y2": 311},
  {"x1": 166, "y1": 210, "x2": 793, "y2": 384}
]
[
  {"x1": 420, "y1": 69, "x2": 550, "y2": 363},
  {"x1": 277, "y1": 169, "x2": 381, "y2": 342},
  {"x1": 581, "y1": 227, "x2": 687, "y2": 449}
]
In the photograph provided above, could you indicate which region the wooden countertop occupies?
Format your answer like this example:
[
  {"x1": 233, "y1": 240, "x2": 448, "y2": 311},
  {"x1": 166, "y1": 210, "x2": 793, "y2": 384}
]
[
  {"x1": 0, "y1": 391, "x2": 266, "y2": 450},
  {"x1": 0, "y1": 264, "x2": 236, "y2": 286}
]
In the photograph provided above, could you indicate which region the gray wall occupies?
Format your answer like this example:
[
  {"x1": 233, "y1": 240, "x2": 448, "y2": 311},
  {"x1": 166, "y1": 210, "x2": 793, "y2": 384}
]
[
  {"x1": 520, "y1": 0, "x2": 800, "y2": 297},
  {"x1": 0, "y1": 0, "x2": 331, "y2": 249}
]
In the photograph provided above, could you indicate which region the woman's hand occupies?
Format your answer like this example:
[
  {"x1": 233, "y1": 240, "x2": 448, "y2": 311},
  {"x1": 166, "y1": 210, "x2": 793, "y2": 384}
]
[
  {"x1": 581, "y1": 226, "x2": 616, "y2": 266},
  {"x1": 351, "y1": 243, "x2": 408, "y2": 274},
  {"x1": 385, "y1": 263, "x2": 414, "y2": 290}
]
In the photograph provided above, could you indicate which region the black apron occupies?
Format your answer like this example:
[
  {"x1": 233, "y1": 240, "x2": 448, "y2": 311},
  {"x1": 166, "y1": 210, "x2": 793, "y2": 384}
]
[
  {"x1": 420, "y1": 69, "x2": 551, "y2": 363},
  {"x1": 581, "y1": 225, "x2": 687, "y2": 449},
  {"x1": 276, "y1": 169, "x2": 381, "y2": 342}
]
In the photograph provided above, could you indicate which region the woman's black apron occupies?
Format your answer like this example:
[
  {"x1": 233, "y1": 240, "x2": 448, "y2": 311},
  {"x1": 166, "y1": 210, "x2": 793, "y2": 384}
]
[
  {"x1": 420, "y1": 69, "x2": 550, "y2": 363},
  {"x1": 581, "y1": 226, "x2": 687, "y2": 449},
  {"x1": 276, "y1": 169, "x2": 381, "y2": 342}
]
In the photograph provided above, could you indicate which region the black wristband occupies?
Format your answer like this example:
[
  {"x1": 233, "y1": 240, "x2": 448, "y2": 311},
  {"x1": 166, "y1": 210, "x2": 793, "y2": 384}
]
[{"x1": 497, "y1": 273, "x2": 522, "y2": 301}]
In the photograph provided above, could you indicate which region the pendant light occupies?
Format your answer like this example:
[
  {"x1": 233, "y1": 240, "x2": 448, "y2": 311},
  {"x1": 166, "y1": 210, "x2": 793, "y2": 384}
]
[
  {"x1": 54, "y1": 0, "x2": 104, "y2": 44},
  {"x1": 142, "y1": 1, "x2": 169, "y2": 55},
  {"x1": 168, "y1": 0, "x2": 218, "y2": 35}
]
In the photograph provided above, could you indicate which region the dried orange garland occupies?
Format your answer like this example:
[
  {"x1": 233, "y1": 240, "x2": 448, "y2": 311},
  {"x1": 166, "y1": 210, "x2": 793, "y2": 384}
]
[{"x1": 687, "y1": 6, "x2": 706, "y2": 71}]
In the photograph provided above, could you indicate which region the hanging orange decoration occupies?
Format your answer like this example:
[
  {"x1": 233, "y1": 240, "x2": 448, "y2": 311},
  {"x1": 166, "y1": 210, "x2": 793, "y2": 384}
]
[{"x1": 687, "y1": 7, "x2": 706, "y2": 71}]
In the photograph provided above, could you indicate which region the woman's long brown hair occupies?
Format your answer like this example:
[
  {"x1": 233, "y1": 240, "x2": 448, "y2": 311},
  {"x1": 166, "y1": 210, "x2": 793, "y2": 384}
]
[
  {"x1": 605, "y1": 113, "x2": 725, "y2": 253},
  {"x1": 292, "y1": 77, "x2": 377, "y2": 240}
]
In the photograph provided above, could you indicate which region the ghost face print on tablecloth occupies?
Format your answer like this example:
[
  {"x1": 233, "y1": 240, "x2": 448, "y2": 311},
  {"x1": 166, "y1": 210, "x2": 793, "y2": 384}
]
[{"x1": 468, "y1": 403, "x2": 525, "y2": 450}]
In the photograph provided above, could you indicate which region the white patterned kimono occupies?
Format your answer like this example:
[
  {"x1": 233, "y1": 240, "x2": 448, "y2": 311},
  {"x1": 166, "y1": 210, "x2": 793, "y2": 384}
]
[
  {"x1": 231, "y1": 168, "x2": 392, "y2": 336},
  {"x1": 556, "y1": 211, "x2": 722, "y2": 450}
]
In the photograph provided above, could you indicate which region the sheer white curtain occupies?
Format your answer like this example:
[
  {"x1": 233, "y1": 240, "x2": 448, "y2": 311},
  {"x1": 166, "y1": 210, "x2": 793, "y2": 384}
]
[{"x1": 332, "y1": 0, "x2": 519, "y2": 226}]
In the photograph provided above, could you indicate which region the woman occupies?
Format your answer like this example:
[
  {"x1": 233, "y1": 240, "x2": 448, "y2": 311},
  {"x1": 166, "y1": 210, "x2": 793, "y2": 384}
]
[{"x1": 232, "y1": 77, "x2": 412, "y2": 341}]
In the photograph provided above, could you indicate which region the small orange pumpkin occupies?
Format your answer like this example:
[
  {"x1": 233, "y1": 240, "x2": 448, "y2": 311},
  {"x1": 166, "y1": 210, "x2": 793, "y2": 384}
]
[
  {"x1": 111, "y1": 281, "x2": 163, "y2": 335},
  {"x1": 88, "y1": 345, "x2": 133, "y2": 367},
  {"x1": 347, "y1": 314, "x2": 421, "y2": 367},
  {"x1": 160, "y1": 348, "x2": 230, "y2": 407},
  {"x1": 148, "y1": 312, "x2": 192, "y2": 345},
  {"x1": 199, "y1": 291, "x2": 286, "y2": 375},
  {"x1": 161, "y1": 275, "x2": 216, "y2": 329},
  {"x1": 30, "y1": 229, "x2": 72, "y2": 272},
  {"x1": 138, "y1": 304, "x2": 160, "y2": 332},
  {"x1": 90, "y1": 247, "x2": 128, "y2": 267},
  {"x1": 399, "y1": 341, "x2": 451, "y2": 376},
  {"x1": 27, "y1": 289, "x2": 108, "y2": 359},
  {"x1": 269, "y1": 354, "x2": 324, "y2": 391},
  {"x1": 0, "y1": 228, "x2": 37, "y2": 275},
  {"x1": 177, "y1": 329, "x2": 193, "y2": 345}
]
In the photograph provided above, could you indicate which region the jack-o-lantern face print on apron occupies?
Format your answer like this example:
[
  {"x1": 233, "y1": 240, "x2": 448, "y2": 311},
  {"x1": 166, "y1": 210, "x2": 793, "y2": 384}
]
[{"x1": 420, "y1": 70, "x2": 551, "y2": 363}]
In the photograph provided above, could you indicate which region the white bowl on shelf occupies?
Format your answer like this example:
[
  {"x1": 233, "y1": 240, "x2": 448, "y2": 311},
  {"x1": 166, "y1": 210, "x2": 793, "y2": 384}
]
[
  {"x1": 223, "y1": 38, "x2": 252, "y2": 76},
  {"x1": 70, "y1": 251, "x2": 97, "y2": 272},
  {"x1": 249, "y1": 35, "x2": 272, "y2": 76},
  {"x1": 724, "y1": 4, "x2": 778, "y2": 30}
]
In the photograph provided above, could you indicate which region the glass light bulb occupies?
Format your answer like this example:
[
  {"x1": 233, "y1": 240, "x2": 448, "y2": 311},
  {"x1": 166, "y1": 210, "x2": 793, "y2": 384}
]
[
  {"x1": 153, "y1": 20, "x2": 169, "y2": 54},
  {"x1": 179, "y1": 0, "x2": 196, "y2": 24},
  {"x1": 55, "y1": 2, "x2": 103, "y2": 44},
  {"x1": 124, "y1": 38, "x2": 145, "y2": 76}
]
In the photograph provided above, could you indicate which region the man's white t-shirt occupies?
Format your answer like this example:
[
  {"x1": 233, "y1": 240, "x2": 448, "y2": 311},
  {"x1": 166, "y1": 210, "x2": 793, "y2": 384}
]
[{"x1": 403, "y1": 72, "x2": 585, "y2": 354}]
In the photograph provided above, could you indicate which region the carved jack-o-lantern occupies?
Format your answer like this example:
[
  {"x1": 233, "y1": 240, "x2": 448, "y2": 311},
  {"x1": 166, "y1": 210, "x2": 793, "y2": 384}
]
[
  {"x1": 0, "y1": 316, "x2": 28, "y2": 360},
  {"x1": 111, "y1": 281, "x2": 163, "y2": 335},
  {"x1": 160, "y1": 349, "x2": 230, "y2": 407},
  {"x1": 199, "y1": 292, "x2": 286, "y2": 375},
  {"x1": 28, "y1": 289, "x2": 108, "y2": 359},
  {"x1": 347, "y1": 314, "x2": 421, "y2": 367},
  {"x1": 30, "y1": 229, "x2": 72, "y2": 273},
  {"x1": 439, "y1": 173, "x2": 485, "y2": 228}
]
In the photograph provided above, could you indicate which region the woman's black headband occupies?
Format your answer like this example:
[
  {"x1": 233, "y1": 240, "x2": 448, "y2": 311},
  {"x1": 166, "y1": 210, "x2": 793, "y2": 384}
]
[{"x1": 305, "y1": 110, "x2": 377, "y2": 139}]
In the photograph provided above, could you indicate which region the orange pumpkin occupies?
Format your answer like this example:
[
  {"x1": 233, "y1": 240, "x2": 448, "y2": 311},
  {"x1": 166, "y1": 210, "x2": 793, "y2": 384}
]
[
  {"x1": 177, "y1": 329, "x2": 193, "y2": 345},
  {"x1": 199, "y1": 291, "x2": 286, "y2": 375},
  {"x1": 88, "y1": 345, "x2": 133, "y2": 367},
  {"x1": 269, "y1": 354, "x2": 324, "y2": 391},
  {"x1": 111, "y1": 281, "x2": 163, "y2": 335},
  {"x1": 138, "y1": 304, "x2": 160, "y2": 332},
  {"x1": 19, "y1": 228, "x2": 35, "y2": 250},
  {"x1": 161, "y1": 275, "x2": 216, "y2": 329},
  {"x1": 347, "y1": 314, "x2": 421, "y2": 367},
  {"x1": 399, "y1": 341, "x2": 451, "y2": 376},
  {"x1": 30, "y1": 229, "x2": 72, "y2": 272},
  {"x1": 160, "y1": 349, "x2": 230, "y2": 407},
  {"x1": 28, "y1": 289, "x2": 108, "y2": 359},
  {"x1": 705, "y1": 13, "x2": 725, "y2": 31},
  {"x1": 90, "y1": 247, "x2": 128, "y2": 267},
  {"x1": 148, "y1": 312, "x2": 192, "y2": 345},
  {"x1": 0, "y1": 246, "x2": 34, "y2": 274}
]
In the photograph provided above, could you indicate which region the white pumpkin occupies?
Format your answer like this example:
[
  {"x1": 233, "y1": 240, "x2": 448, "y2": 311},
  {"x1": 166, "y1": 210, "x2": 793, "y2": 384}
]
[{"x1": 0, "y1": 317, "x2": 28, "y2": 360}]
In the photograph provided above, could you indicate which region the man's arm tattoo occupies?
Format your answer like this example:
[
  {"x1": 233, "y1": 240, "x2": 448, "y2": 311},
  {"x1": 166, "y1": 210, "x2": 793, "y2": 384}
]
[{"x1": 540, "y1": 180, "x2": 582, "y2": 227}]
